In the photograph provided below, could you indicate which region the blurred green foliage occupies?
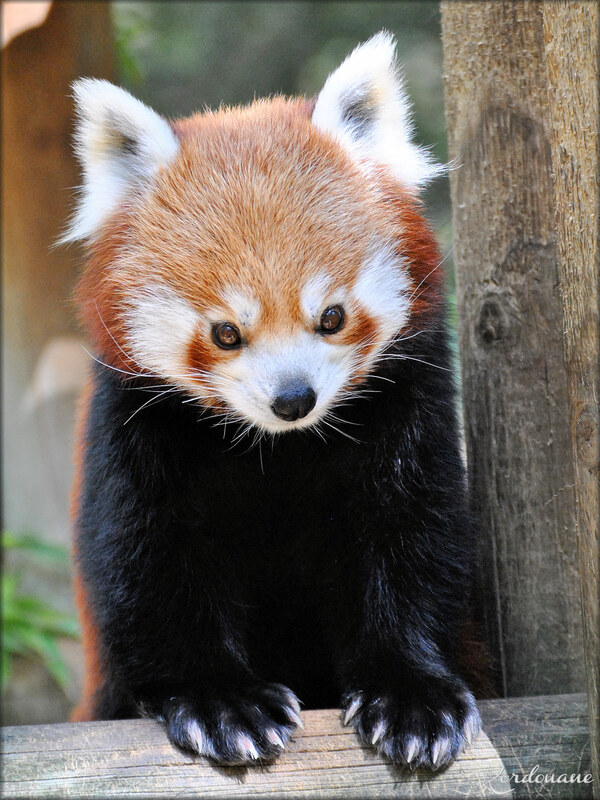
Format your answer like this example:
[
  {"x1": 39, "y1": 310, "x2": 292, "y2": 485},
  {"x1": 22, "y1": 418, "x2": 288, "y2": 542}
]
[{"x1": 2, "y1": 532, "x2": 79, "y2": 692}]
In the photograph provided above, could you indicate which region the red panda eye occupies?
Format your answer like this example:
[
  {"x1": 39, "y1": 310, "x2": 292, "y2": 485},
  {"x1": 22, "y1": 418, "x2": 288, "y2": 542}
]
[
  {"x1": 319, "y1": 305, "x2": 345, "y2": 334},
  {"x1": 212, "y1": 322, "x2": 242, "y2": 350}
]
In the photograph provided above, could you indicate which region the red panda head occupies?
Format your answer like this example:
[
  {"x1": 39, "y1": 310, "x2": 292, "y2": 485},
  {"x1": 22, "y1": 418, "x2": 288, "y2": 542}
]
[{"x1": 64, "y1": 32, "x2": 443, "y2": 434}]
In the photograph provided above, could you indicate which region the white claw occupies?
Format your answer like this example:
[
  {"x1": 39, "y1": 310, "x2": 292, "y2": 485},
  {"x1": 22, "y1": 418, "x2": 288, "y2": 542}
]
[
  {"x1": 185, "y1": 719, "x2": 204, "y2": 753},
  {"x1": 405, "y1": 735, "x2": 420, "y2": 764},
  {"x1": 236, "y1": 733, "x2": 260, "y2": 761},
  {"x1": 285, "y1": 707, "x2": 304, "y2": 728},
  {"x1": 286, "y1": 693, "x2": 302, "y2": 715},
  {"x1": 441, "y1": 711, "x2": 454, "y2": 727},
  {"x1": 266, "y1": 728, "x2": 285, "y2": 749},
  {"x1": 464, "y1": 722, "x2": 474, "y2": 746},
  {"x1": 371, "y1": 719, "x2": 386, "y2": 745},
  {"x1": 343, "y1": 695, "x2": 363, "y2": 726},
  {"x1": 431, "y1": 736, "x2": 451, "y2": 767},
  {"x1": 463, "y1": 709, "x2": 482, "y2": 746}
]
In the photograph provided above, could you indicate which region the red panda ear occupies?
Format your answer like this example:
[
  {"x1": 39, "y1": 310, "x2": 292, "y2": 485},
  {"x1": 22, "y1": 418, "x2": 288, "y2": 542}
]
[
  {"x1": 311, "y1": 31, "x2": 442, "y2": 192},
  {"x1": 59, "y1": 79, "x2": 179, "y2": 244}
]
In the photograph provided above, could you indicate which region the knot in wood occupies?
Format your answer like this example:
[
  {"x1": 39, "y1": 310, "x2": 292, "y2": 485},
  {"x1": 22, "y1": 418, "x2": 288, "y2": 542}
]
[
  {"x1": 476, "y1": 292, "x2": 521, "y2": 348},
  {"x1": 575, "y1": 406, "x2": 599, "y2": 469}
]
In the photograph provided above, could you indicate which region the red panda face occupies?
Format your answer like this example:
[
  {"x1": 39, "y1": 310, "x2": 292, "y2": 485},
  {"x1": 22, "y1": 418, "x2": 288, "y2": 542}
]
[{"x1": 66, "y1": 33, "x2": 443, "y2": 435}]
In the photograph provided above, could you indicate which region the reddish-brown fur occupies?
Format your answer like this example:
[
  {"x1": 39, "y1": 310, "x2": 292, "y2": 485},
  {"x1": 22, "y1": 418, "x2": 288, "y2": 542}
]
[
  {"x1": 76, "y1": 97, "x2": 441, "y2": 381},
  {"x1": 71, "y1": 571, "x2": 103, "y2": 722},
  {"x1": 70, "y1": 378, "x2": 104, "y2": 722}
]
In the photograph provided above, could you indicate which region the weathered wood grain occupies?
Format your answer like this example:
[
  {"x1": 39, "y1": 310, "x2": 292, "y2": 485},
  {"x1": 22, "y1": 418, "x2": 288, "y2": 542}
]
[
  {"x1": 542, "y1": 4, "x2": 600, "y2": 794},
  {"x1": 0, "y1": 695, "x2": 592, "y2": 799},
  {"x1": 441, "y1": 0, "x2": 585, "y2": 697}
]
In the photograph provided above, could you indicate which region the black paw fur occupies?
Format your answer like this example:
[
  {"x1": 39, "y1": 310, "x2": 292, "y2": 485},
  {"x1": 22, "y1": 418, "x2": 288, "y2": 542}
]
[
  {"x1": 341, "y1": 679, "x2": 480, "y2": 770},
  {"x1": 151, "y1": 682, "x2": 302, "y2": 765}
]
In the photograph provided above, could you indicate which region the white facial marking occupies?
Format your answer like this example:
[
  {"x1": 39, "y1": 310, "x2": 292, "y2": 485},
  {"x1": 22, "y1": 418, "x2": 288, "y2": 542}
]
[
  {"x1": 219, "y1": 287, "x2": 261, "y2": 327},
  {"x1": 300, "y1": 271, "x2": 350, "y2": 324},
  {"x1": 121, "y1": 245, "x2": 412, "y2": 435},
  {"x1": 124, "y1": 284, "x2": 200, "y2": 380},
  {"x1": 206, "y1": 246, "x2": 412, "y2": 433},
  {"x1": 352, "y1": 245, "x2": 412, "y2": 345},
  {"x1": 312, "y1": 31, "x2": 442, "y2": 191},
  {"x1": 300, "y1": 272, "x2": 333, "y2": 320},
  {"x1": 211, "y1": 330, "x2": 356, "y2": 433}
]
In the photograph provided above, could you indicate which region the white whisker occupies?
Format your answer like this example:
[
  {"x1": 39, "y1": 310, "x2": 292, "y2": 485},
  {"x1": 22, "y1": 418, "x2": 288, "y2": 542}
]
[
  {"x1": 81, "y1": 346, "x2": 145, "y2": 380},
  {"x1": 93, "y1": 300, "x2": 151, "y2": 376},
  {"x1": 123, "y1": 387, "x2": 179, "y2": 426},
  {"x1": 379, "y1": 354, "x2": 450, "y2": 371},
  {"x1": 321, "y1": 417, "x2": 362, "y2": 444},
  {"x1": 406, "y1": 246, "x2": 453, "y2": 306}
]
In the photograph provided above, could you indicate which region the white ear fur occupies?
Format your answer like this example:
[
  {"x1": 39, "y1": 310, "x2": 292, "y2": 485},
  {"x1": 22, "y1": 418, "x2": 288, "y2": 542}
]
[
  {"x1": 312, "y1": 31, "x2": 442, "y2": 191},
  {"x1": 60, "y1": 78, "x2": 179, "y2": 243}
]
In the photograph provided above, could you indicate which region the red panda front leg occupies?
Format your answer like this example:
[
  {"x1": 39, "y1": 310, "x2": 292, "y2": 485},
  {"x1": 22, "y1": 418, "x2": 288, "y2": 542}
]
[
  {"x1": 78, "y1": 531, "x2": 301, "y2": 765},
  {"x1": 330, "y1": 518, "x2": 482, "y2": 770},
  {"x1": 76, "y1": 369, "x2": 301, "y2": 764},
  {"x1": 322, "y1": 395, "x2": 482, "y2": 770}
]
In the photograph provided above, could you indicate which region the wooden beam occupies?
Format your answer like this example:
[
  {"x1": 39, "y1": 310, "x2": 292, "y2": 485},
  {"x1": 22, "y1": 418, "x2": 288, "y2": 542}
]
[
  {"x1": 0, "y1": 695, "x2": 592, "y2": 799},
  {"x1": 440, "y1": 0, "x2": 585, "y2": 697},
  {"x1": 542, "y1": 4, "x2": 600, "y2": 794}
]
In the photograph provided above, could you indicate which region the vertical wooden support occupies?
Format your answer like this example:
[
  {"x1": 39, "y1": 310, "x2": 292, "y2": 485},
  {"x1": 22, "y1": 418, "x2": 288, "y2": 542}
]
[
  {"x1": 442, "y1": 1, "x2": 599, "y2": 789},
  {"x1": 2, "y1": 2, "x2": 113, "y2": 543},
  {"x1": 2, "y1": 2, "x2": 114, "y2": 722},
  {"x1": 441, "y1": 0, "x2": 585, "y2": 696},
  {"x1": 542, "y1": 3, "x2": 600, "y2": 792}
]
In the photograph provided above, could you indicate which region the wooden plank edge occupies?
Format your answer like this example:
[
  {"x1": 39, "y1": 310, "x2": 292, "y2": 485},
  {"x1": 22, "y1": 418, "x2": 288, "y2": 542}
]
[{"x1": 1, "y1": 694, "x2": 593, "y2": 799}]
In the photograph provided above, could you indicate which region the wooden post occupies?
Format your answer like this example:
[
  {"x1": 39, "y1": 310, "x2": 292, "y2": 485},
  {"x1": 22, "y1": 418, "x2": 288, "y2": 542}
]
[
  {"x1": 441, "y1": 0, "x2": 584, "y2": 695},
  {"x1": 1, "y1": 0, "x2": 114, "y2": 722},
  {"x1": 1, "y1": 4, "x2": 113, "y2": 545},
  {"x1": 441, "y1": 1, "x2": 599, "y2": 791},
  {"x1": 543, "y1": 3, "x2": 600, "y2": 793}
]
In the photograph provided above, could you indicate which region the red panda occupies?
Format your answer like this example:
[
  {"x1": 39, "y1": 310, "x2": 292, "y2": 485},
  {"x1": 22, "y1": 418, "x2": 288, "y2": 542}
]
[{"x1": 64, "y1": 32, "x2": 481, "y2": 769}]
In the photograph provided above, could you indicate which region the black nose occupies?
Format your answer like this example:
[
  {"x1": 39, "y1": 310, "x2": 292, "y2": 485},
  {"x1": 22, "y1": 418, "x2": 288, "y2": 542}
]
[{"x1": 271, "y1": 381, "x2": 317, "y2": 422}]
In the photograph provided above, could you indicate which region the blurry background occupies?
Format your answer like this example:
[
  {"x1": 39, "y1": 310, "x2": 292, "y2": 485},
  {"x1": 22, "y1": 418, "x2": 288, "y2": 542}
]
[{"x1": 2, "y1": 0, "x2": 451, "y2": 724}]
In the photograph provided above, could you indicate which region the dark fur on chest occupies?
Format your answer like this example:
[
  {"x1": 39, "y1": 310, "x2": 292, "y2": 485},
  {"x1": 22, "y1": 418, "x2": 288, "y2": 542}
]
[{"x1": 76, "y1": 316, "x2": 475, "y2": 717}]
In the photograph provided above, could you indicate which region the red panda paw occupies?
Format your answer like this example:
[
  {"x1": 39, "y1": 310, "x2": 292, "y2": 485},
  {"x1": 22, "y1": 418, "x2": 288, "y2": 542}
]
[
  {"x1": 155, "y1": 683, "x2": 302, "y2": 765},
  {"x1": 341, "y1": 680, "x2": 481, "y2": 771}
]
